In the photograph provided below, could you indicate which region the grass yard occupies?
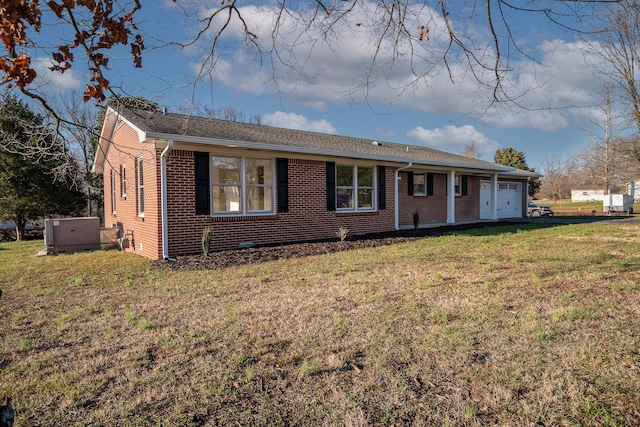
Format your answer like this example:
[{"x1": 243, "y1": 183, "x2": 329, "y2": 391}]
[
  {"x1": 1, "y1": 221, "x2": 640, "y2": 426},
  {"x1": 544, "y1": 200, "x2": 640, "y2": 216}
]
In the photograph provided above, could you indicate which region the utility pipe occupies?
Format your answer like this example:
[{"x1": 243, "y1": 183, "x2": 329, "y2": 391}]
[{"x1": 160, "y1": 139, "x2": 173, "y2": 260}]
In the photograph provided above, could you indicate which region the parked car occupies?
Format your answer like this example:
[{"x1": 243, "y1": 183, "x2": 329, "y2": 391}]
[{"x1": 527, "y1": 201, "x2": 554, "y2": 217}]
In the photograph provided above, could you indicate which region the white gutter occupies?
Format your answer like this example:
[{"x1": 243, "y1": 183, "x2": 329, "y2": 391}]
[
  {"x1": 160, "y1": 139, "x2": 173, "y2": 260},
  {"x1": 394, "y1": 162, "x2": 413, "y2": 230}
]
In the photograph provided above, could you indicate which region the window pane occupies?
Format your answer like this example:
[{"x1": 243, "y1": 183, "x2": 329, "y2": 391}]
[
  {"x1": 358, "y1": 189, "x2": 373, "y2": 208},
  {"x1": 337, "y1": 165, "x2": 353, "y2": 186},
  {"x1": 121, "y1": 164, "x2": 127, "y2": 196},
  {"x1": 212, "y1": 157, "x2": 240, "y2": 184},
  {"x1": 247, "y1": 186, "x2": 272, "y2": 211},
  {"x1": 358, "y1": 166, "x2": 373, "y2": 187},
  {"x1": 414, "y1": 174, "x2": 425, "y2": 194},
  {"x1": 139, "y1": 187, "x2": 144, "y2": 213},
  {"x1": 246, "y1": 159, "x2": 271, "y2": 184},
  {"x1": 213, "y1": 185, "x2": 241, "y2": 212},
  {"x1": 337, "y1": 188, "x2": 353, "y2": 209},
  {"x1": 138, "y1": 159, "x2": 144, "y2": 186},
  {"x1": 111, "y1": 169, "x2": 116, "y2": 213}
]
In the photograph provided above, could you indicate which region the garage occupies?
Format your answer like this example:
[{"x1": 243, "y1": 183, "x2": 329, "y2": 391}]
[{"x1": 480, "y1": 181, "x2": 523, "y2": 219}]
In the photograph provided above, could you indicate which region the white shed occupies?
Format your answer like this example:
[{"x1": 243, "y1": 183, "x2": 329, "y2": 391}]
[{"x1": 571, "y1": 189, "x2": 605, "y2": 202}]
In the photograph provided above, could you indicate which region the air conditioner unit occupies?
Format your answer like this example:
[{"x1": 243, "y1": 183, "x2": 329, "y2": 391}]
[{"x1": 43, "y1": 217, "x2": 101, "y2": 255}]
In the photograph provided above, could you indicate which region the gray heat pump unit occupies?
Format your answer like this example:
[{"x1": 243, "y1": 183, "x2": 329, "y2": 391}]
[{"x1": 43, "y1": 217, "x2": 102, "y2": 255}]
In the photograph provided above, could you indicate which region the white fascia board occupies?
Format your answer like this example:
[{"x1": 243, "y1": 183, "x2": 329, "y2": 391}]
[
  {"x1": 91, "y1": 107, "x2": 118, "y2": 173},
  {"x1": 142, "y1": 131, "x2": 514, "y2": 174},
  {"x1": 92, "y1": 107, "x2": 148, "y2": 173},
  {"x1": 500, "y1": 170, "x2": 542, "y2": 179}
]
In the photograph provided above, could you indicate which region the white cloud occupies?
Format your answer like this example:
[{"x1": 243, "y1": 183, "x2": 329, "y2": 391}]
[
  {"x1": 406, "y1": 124, "x2": 499, "y2": 155},
  {"x1": 32, "y1": 57, "x2": 81, "y2": 91},
  {"x1": 480, "y1": 39, "x2": 600, "y2": 130},
  {"x1": 263, "y1": 111, "x2": 337, "y2": 134},
  {"x1": 185, "y1": 2, "x2": 604, "y2": 132}
]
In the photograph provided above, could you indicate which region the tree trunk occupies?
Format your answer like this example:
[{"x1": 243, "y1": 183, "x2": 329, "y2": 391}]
[{"x1": 14, "y1": 216, "x2": 26, "y2": 242}]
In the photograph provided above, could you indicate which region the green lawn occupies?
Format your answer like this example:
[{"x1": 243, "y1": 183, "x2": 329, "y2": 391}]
[{"x1": 1, "y1": 221, "x2": 640, "y2": 426}]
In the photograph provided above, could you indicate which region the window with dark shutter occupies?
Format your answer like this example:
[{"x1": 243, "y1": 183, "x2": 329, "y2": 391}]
[
  {"x1": 378, "y1": 166, "x2": 386, "y2": 210},
  {"x1": 326, "y1": 162, "x2": 336, "y2": 211},
  {"x1": 194, "y1": 151, "x2": 210, "y2": 215},
  {"x1": 461, "y1": 175, "x2": 468, "y2": 196},
  {"x1": 276, "y1": 158, "x2": 289, "y2": 212},
  {"x1": 407, "y1": 171, "x2": 414, "y2": 196},
  {"x1": 427, "y1": 173, "x2": 434, "y2": 196}
]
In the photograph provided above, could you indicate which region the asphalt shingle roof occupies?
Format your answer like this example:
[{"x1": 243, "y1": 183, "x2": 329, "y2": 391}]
[{"x1": 117, "y1": 108, "x2": 528, "y2": 174}]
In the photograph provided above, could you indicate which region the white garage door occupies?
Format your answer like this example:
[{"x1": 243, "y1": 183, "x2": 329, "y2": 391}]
[{"x1": 480, "y1": 181, "x2": 522, "y2": 219}]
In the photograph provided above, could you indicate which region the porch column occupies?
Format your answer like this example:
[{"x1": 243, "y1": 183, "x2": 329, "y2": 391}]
[
  {"x1": 447, "y1": 170, "x2": 456, "y2": 223},
  {"x1": 491, "y1": 173, "x2": 498, "y2": 220}
]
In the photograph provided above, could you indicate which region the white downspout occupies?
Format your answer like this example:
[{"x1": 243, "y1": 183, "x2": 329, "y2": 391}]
[
  {"x1": 160, "y1": 139, "x2": 173, "y2": 260},
  {"x1": 447, "y1": 170, "x2": 456, "y2": 223},
  {"x1": 491, "y1": 173, "x2": 498, "y2": 220},
  {"x1": 394, "y1": 162, "x2": 413, "y2": 230}
]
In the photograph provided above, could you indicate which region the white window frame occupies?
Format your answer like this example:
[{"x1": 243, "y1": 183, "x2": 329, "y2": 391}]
[
  {"x1": 211, "y1": 156, "x2": 275, "y2": 216},
  {"x1": 136, "y1": 156, "x2": 144, "y2": 217},
  {"x1": 110, "y1": 168, "x2": 117, "y2": 214},
  {"x1": 336, "y1": 165, "x2": 376, "y2": 212},
  {"x1": 414, "y1": 173, "x2": 426, "y2": 196},
  {"x1": 120, "y1": 163, "x2": 127, "y2": 198}
]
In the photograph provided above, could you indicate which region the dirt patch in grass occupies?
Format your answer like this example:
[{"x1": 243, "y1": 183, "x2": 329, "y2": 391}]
[{"x1": 155, "y1": 221, "x2": 523, "y2": 270}]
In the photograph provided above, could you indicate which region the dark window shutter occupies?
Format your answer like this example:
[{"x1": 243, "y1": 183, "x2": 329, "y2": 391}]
[
  {"x1": 462, "y1": 175, "x2": 468, "y2": 196},
  {"x1": 276, "y1": 158, "x2": 289, "y2": 212},
  {"x1": 326, "y1": 162, "x2": 336, "y2": 211},
  {"x1": 427, "y1": 173, "x2": 434, "y2": 196},
  {"x1": 407, "y1": 171, "x2": 414, "y2": 196},
  {"x1": 378, "y1": 166, "x2": 386, "y2": 210},
  {"x1": 194, "y1": 151, "x2": 210, "y2": 215}
]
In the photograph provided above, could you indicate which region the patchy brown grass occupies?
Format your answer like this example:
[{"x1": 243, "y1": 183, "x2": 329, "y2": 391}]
[
  {"x1": 1, "y1": 221, "x2": 640, "y2": 426},
  {"x1": 545, "y1": 200, "x2": 640, "y2": 216}
]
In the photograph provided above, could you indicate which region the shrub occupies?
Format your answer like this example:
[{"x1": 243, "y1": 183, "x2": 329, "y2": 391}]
[
  {"x1": 202, "y1": 227, "x2": 212, "y2": 255},
  {"x1": 336, "y1": 227, "x2": 349, "y2": 242}
]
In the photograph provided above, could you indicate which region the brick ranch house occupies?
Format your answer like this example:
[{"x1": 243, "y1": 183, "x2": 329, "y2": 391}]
[{"x1": 93, "y1": 107, "x2": 538, "y2": 260}]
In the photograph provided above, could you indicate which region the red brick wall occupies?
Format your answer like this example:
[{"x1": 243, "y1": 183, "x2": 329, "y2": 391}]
[
  {"x1": 456, "y1": 176, "x2": 481, "y2": 220},
  {"x1": 103, "y1": 128, "x2": 530, "y2": 260},
  {"x1": 398, "y1": 173, "x2": 448, "y2": 224},
  {"x1": 166, "y1": 156, "x2": 397, "y2": 256},
  {"x1": 397, "y1": 172, "x2": 481, "y2": 225},
  {"x1": 102, "y1": 125, "x2": 162, "y2": 260}
]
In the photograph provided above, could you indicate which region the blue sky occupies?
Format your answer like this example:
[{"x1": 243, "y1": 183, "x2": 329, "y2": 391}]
[{"x1": 27, "y1": 1, "x2": 617, "y2": 170}]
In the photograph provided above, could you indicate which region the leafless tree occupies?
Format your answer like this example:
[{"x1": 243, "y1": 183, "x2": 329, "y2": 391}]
[
  {"x1": 580, "y1": 87, "x2": 626, "y2": 194},
  {"x1": 586, "y1": 0, "x2": 640, "y2": 145},
  {"x1": 0, "y1": 95, "x2": 72, "y2": 179},
  {"x1": 578, "y1": 135, "x2": 639, "y2": 191},
  {"x1": 460, "y1": 141, "x2": 484, "y2": 159},
  {"x1": 54, "y1": 94, "x2": 102, "y2": 217},
  {"x1": 178, "y1": 0, "x2": 619, "y2": 107},
  {"x1": 538, "y1": 154, "x2": 582, "y2": 201}
]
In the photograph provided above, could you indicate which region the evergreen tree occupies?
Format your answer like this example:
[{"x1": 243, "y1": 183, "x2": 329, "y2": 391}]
[
  {"x1": 494, "y1": 148, "x2": 542, "y2": 197},
  {"x1": 0, "y1": 96, "x2": 85, "y2": 241}
]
